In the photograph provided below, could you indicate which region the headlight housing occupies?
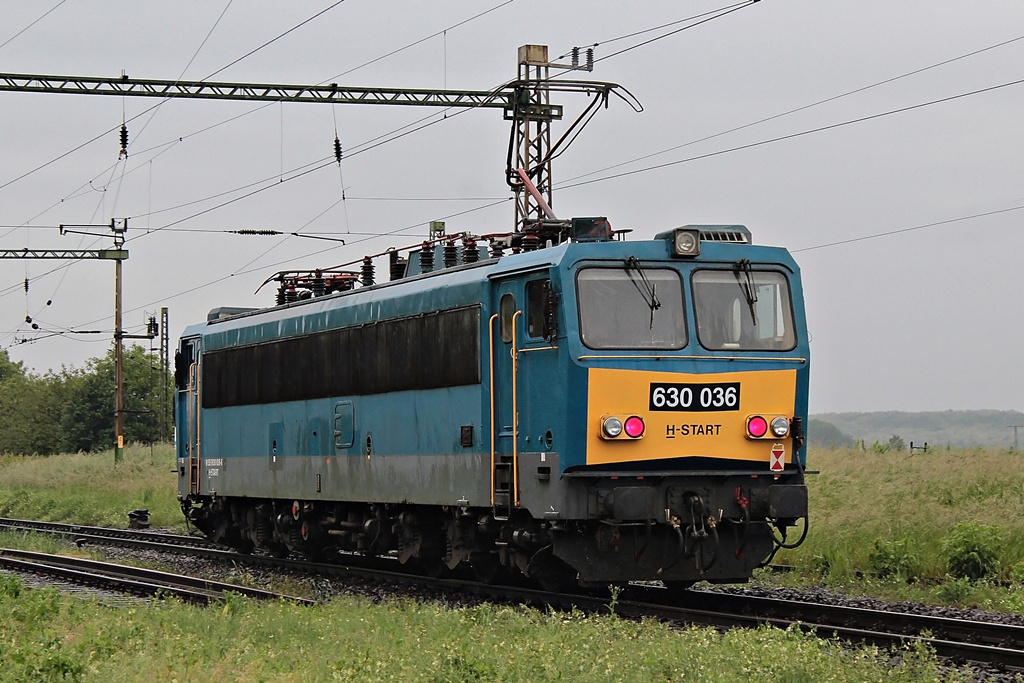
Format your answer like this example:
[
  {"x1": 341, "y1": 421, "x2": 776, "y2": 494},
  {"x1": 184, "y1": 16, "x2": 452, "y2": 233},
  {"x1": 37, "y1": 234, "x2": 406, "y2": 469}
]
[
  {"x1": 770, "y1": 416, "x2": 790, "y2": 438},
  {"x1": 602, "y1": 416, "x2": 623, "y2": 438}
]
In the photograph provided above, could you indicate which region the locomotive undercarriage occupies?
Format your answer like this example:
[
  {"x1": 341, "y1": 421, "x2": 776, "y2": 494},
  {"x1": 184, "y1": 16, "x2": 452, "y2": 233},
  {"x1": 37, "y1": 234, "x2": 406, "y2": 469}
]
[
  {"x1": 181, "y1": 494, "x2": 575, "y2": 587},
  {"x1": 182, "y1": 472, "x2": 807, "y2": 590}
]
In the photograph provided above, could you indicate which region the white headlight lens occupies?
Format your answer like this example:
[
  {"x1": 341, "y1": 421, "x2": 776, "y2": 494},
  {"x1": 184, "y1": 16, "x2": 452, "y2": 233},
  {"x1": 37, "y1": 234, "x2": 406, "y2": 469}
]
[
  {"x1": 770, "y1": 416, "x2": 790, "y2": 437},
  {"x1": 672, "y1": 229, "x2": 700, "y2": 257},
  {"x1": 602, "y1": 417, "x2": 623, "y2": 438}
]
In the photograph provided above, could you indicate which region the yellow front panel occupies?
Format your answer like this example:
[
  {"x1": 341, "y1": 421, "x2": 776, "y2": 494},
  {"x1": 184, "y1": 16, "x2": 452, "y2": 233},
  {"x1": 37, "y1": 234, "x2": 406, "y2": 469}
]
[{"x1": 585, "y1": 367, "x2": 797, "y2": 466}]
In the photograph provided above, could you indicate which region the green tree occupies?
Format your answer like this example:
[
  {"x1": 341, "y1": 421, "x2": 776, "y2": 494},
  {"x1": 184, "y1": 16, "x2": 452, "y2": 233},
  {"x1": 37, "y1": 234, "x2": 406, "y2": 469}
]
[
  {"x1": 0, "y1": 372, "x2": 59, "y2": 454},
  {"x1": 60, "y1": 344, "x2": 172, "y2": 452},
  {"x1": 0, "y1": 349, "x2": 24, "y2": 384},
  {"x1": 887, "y1": 434, "x2": 906, "y2": 452}
]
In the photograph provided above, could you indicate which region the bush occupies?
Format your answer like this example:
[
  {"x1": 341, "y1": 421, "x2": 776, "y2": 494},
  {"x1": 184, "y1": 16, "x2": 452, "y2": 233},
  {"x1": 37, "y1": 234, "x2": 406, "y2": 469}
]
[
  {"x1": 1010, "y1": 560, "x2": 1024, "y2": 585},
  {"x1": 941, "y1": 521, "x2": 1001, "y2": 580},
  {"x1": 868, "y1": 537, "x2": 920, "y2": 582},
  {"x1": 935, "y1": 576, "x2": 974, "y2": 604}
]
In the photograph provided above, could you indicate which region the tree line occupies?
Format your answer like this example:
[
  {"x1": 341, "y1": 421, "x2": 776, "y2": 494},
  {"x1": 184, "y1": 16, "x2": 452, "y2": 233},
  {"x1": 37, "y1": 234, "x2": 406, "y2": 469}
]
[{"x1": 0, "y1": 346, "x2": 172, "y2": 455}]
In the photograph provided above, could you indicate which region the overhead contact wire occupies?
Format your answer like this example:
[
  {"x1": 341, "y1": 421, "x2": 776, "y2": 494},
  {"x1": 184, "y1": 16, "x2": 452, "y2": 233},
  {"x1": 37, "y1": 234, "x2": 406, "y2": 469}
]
[
  {"x1": 561, "y1": 32, "x2": 1024, "y2": 185},
  {"x1": 0, "y1": 0, "x2": 67, "y2": 52},
  {"x1": 557, "y1": 76, "x2": 1024, "y2": 191}
]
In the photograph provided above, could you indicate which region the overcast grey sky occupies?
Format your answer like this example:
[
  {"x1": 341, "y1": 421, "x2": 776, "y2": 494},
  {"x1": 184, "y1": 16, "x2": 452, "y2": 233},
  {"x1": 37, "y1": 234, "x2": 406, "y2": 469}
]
[{"x1": 1, "y1": 0, "x2": 1022, "y2": 414}]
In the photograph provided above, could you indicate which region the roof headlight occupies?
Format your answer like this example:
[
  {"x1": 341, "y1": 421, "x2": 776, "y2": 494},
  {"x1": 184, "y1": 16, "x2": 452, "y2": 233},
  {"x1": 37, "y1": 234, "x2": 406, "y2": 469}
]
[
  {"x1": 770, "y1": 416, "x2": 790, "y2": 438},
  {"x1": 671, "y1": 228, "x2": 701, "y2": 258}
]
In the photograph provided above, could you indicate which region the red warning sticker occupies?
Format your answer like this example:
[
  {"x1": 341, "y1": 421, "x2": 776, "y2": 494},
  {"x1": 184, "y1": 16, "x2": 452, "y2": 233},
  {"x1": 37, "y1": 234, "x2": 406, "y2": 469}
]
[{"x1": 770, "y1": 443, "x2": 786, "y2": 472}]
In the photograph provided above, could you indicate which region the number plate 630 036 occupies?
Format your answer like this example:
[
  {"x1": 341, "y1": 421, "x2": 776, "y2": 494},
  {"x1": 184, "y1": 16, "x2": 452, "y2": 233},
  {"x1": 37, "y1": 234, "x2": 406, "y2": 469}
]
[{"x1": 649, "y1": 382, "x2": 740, "y2": 412}]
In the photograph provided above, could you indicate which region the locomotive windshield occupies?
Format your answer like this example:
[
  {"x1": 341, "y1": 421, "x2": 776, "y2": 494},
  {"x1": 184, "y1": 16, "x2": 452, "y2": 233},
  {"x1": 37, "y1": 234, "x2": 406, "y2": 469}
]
[
  {"x1": 692, "y1": 269, "x2": 796, "y2": 351},
  {"x1": 576, "y1": 267, "x2": 686, "y2": 349}
]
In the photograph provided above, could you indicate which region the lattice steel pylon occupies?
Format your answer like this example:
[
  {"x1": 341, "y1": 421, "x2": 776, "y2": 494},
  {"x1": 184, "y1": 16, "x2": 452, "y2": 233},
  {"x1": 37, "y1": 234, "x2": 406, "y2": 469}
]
[{"x1": 510, "y1": 45, "x2": 556, "y2": 230}]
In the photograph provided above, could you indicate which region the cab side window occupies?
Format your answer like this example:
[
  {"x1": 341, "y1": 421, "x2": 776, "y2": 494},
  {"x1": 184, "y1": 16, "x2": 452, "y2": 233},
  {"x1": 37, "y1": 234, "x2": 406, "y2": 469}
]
[
  {"x1": 526, "y1": 279, "x2": 555, "y2": 340},
  {"x1": 499, "y1": 293, "x2": 516, "y2": 343}
]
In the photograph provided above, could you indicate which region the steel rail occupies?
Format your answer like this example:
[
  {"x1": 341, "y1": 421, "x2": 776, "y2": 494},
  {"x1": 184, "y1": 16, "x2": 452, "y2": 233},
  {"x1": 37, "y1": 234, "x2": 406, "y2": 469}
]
[
  {"x1": 0, "y1": 517, "x2": 216, "y2": 548},
  {"x1": 0, "y1": 548, "x2": 313, "y2": 604}
]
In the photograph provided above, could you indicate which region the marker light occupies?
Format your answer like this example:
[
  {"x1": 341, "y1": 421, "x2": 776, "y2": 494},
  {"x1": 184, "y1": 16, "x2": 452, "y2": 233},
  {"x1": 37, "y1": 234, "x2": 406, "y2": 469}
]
[
  {"x1": 624, "y1": 416, "x2": 646, "y2": 438},
  {"x1": 602, "y1": 417, "x2": 623, "y2": 438},
  {"x1": 747, "y1": 415, "x2": 769, "y2": 438},
  {"x1": 770, "y1": 416, "x2": 790, "y2": 438}
]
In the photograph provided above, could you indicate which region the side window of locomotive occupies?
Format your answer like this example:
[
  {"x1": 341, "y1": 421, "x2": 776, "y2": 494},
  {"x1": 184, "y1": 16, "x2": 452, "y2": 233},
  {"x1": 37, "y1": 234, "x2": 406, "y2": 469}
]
[
  {"x1": 526, "y1": 279, "x2": 554, "y2": 340},
  {"x1": 692, "y1": 269, "x2": 796, "y2": 351},
  {"x1": 175, "y1": 341, "x2": 195, "y2": 390},
  {"x1": 575, "y1": 267, "x2": 686, "y2": 350},
  {"x1": 499, "y1": 293, "x2": 516, "y2": 343}
]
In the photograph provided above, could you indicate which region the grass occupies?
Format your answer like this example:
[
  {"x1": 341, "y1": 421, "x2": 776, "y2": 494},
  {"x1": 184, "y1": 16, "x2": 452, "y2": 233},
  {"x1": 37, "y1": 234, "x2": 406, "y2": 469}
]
[
  {"x1": 772, "y1": 445, "x2": 1024, "y2": 610},
  {"x1": 1, "y1": 443, "x2": 1021, "y2": 679},
  {"x1": 0, "y1": 575, "x2": 962, "y2": 682},
  {"x1": 0, "y1": 444, "x2": 183, "y2": 530}
]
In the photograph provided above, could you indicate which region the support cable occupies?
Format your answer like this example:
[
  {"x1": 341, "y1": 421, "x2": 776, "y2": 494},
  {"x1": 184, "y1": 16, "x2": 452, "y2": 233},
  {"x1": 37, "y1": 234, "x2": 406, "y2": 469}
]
[
  {"x1": 0, "y1": 0, "x2": 67, "y2": 52},
  {"x1": 559, "y1": 32, "x2": 1024, "y2": 186},
  {"x1": 556, "y1": 75, "x2": 1024, "y2": 191}
]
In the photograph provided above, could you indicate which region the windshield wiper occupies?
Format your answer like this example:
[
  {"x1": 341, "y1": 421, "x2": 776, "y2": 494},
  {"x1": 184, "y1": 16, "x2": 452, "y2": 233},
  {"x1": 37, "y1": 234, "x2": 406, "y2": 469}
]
[
  {"x1": 734, "y1": 259, "x2": 758, "y2": 326},
  {"x1": 624, "y1": 256, "x2": 661, "y2": 329}
]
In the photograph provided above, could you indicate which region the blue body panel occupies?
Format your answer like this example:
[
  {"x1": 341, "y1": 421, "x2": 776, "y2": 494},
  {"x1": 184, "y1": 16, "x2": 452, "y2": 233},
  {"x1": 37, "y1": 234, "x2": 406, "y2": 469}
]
[{"x1": 176, "y1": 235, "x2": 808, "y2": 498}]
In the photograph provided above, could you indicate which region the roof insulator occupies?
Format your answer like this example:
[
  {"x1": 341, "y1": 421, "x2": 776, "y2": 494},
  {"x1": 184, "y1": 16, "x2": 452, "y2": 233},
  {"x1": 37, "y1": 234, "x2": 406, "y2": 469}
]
[{"x1": 119, "y1": 123, "x2": 129, "y2": 159}]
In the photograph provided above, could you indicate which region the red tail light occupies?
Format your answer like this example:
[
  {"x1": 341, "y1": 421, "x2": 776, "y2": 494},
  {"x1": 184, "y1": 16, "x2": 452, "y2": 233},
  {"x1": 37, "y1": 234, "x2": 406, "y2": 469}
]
[
  {"x1": 624, "y1": 416, "x2": 646, "y2": 438},
  {"x1": 747, "y1": 415, "x2": 768, "y2": 438}
]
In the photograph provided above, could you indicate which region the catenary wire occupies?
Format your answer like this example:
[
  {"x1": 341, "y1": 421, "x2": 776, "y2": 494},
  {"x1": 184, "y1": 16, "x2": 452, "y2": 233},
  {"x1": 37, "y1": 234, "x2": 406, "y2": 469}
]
[
  {"x1": 0, "y1": 0, "x2": 67, "y2": 52},
  {"x1": 553, "y1": 2, "x2": 749, "y2": 60},
  {"x1": 559, "y1": 32, "x2": 1024, "y2": 185},
  {"x1": 50, "y1": 197, "x2": 512, "y2": 338},
  {"x1": 203, "y1": 0, "x2": 350, "y2": 80},
  {"x1": 0, "y1": 3, "x2": 513, "y2": 234},
  {"x1": 555, "y1": 75, "x2": 1024, "y2": 191},
  {"x1": 792, "y1": 204, "x2": 1024, "y2": 254}
]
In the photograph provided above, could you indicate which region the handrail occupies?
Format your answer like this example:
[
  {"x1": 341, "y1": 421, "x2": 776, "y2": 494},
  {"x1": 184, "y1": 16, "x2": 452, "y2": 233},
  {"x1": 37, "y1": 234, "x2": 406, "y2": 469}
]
[
  {"x1": 195, "y1": 364, "x2": 202, "y2": 493},
  {"x1": 577, "y1": 355, "x2": 807, "y2": 363},
  {"x1": 511, "y1": 310, "x2": 522, "y2": 507},
  {"x1": 187, "y1": 363, "x2": 200, "y2": 495},
  {"x1": 187, "y1": 364, "x2": 195, "y2": 495},
  {"x1": 487, "y1": 314, "x2": 499, "y2": 506}
]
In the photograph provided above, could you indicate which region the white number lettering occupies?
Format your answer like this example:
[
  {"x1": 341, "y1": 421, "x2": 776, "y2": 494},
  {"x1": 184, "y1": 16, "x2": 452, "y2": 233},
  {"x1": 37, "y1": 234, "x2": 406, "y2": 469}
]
[
  {"x1": 680, "y1": 387, "x2": 692, "y2": 407},
  {"x1": 699, "y1": 387, "x2": 712, "y2": 408},
  {"x1": 652, "y1": 387, "x2": 666, "y2": 407},
  {"x1": 666, "y1": 386, "x2": 679, "y2": 408},
  {"x1": 725, "y1": 386, "x2": 738, "y2": 407},
  {"x1": 712, "y1": 386, "x2": 725, "y2": 407}
]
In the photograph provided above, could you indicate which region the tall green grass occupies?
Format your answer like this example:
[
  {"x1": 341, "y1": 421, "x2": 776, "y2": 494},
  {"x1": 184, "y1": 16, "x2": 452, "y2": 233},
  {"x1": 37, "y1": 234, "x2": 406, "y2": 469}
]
[
  {"x1": 0, "y1": 444, "x2": 182, "y2": 529},
  {"x1": 774, "y1": 446, "x2": 1024, "y2": 606},
  {"x1": 0, "y1": 576, "x2": 961, "y2": 682}
]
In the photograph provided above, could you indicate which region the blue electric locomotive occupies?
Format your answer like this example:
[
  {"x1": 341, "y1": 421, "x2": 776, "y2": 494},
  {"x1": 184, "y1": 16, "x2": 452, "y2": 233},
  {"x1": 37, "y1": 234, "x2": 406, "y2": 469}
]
[{"x1": 175, "y1": 219, "x2": 809, "y2": 589}]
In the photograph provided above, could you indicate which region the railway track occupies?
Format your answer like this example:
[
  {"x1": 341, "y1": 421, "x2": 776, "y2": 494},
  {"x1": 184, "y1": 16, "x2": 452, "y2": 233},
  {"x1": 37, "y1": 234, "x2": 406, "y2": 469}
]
[
  {"x1": 0, "y1": 517, "x2": 217, "y2": 548},
  {"x1": 0, "y1": 547, "x2": 314, "y2": 605},
  {"x1": 4, "y1": 517, "x2": 1023, "y2": 672}
]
